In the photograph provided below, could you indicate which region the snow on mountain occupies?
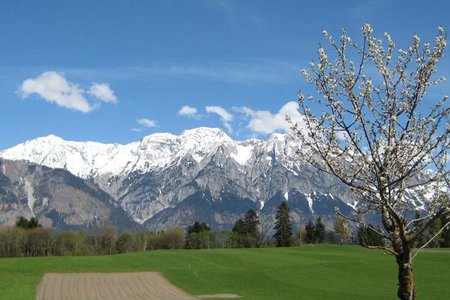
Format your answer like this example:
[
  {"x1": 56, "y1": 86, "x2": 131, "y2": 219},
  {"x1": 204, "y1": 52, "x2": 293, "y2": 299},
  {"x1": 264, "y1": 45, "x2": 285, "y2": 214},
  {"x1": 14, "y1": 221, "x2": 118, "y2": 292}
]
[
  {"x1": 0, "y1": 127, "x2": 359, "y2": 228},
  {"x1": 0, "y1": 127, "x2": 440, "y2": 231},
  {"x1": 0, "y1": 127, "x2": 249, "y2": 179}
]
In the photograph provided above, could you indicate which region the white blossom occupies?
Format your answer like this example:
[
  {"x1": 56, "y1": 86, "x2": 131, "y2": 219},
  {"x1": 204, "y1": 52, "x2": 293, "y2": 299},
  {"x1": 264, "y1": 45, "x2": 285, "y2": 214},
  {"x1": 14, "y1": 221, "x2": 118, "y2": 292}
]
[{"x1": 291, "y1": 24, "x2": 449, "y2": 299}]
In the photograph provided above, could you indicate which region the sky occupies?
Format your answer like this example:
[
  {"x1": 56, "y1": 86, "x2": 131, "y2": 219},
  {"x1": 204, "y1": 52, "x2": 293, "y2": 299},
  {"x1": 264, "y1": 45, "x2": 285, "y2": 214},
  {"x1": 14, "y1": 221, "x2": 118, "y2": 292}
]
[{"x1": 1, "y1": 0, "x2": 449, "y2": 149}]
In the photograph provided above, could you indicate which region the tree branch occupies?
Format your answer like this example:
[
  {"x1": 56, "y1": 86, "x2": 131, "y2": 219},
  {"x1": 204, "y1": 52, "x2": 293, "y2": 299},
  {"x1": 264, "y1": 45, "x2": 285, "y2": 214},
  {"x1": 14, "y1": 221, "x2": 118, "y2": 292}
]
[
  {"x1": 411, "y1": 221, "x2": 450, "y2": 261},
  {"x1": 366, "y1": 245, "x2": 398, "y2": 256}
]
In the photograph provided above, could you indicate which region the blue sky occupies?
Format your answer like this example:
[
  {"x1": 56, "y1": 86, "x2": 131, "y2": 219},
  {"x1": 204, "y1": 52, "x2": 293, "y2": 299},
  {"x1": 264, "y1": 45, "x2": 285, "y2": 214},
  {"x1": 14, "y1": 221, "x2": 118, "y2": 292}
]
[{"x1": 1, "y1": 0, "x2": 449, "y2": 149}]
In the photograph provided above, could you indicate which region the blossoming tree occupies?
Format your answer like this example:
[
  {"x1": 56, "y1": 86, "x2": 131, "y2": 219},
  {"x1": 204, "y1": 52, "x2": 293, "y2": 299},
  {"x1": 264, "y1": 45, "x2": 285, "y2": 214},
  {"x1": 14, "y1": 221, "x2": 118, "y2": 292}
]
[{"x1": 289, "y1": 24, "x2": 449, "y2": 300}]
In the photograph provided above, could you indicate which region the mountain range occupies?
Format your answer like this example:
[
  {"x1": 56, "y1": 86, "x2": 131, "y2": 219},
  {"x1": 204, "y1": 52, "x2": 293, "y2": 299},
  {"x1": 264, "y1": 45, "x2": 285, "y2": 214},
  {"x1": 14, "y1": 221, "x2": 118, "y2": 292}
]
[{"x1": 0, "y1": 127, "x2": 357, "y2": 231}]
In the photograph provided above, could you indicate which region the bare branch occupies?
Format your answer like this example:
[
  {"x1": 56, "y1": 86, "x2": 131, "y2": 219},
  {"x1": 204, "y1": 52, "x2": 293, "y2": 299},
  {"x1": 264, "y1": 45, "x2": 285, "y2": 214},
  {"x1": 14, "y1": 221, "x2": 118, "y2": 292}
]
[
  {"x1": 295, "y1": 23, "x2": 448, "y2": 300},
  {"x1": 411, "y1": 221, "x2": 450, "y2": 261},
  {"x1": 366, "y1": 245, "x2": 398, "y2": 256}
]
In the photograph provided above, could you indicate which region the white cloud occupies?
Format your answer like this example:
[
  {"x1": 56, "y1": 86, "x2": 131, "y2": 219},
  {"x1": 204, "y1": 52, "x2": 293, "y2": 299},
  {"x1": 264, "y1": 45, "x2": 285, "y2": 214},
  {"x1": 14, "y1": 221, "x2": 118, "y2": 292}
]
[
  {"x1": 137, "y1": 118, "x2": 157, "y2": 128},
  {"x1": 131, "y1": 128, "x2": 142, "y2": 132},
  {"x1": 19, "y1": 71, "x2": 117, "y2": 113},
  {"x1": 205, "y1": 105, "x2": 233, "y2": 133},
  {"x1": 178, "y1": 105, "x2": 199, "y2": 118},
  {"x1": 236, "y1": 101, "x2": 305, "y2": 134},
  {"x1": 89, "y1": 83, "x2": 117, "y2": 103},
  {"x1": 19, "y1": 71, "x2": 92, "y2": 113},
  {"x1": 205, "y1": 106, "x2": 233, "y2": 122}
]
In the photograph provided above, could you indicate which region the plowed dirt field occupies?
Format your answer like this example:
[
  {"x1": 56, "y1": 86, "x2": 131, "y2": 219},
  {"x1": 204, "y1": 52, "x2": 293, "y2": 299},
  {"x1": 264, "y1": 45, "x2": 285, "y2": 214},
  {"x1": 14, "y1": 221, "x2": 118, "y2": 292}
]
[{"x1": 36, "y1": 272, "x2": 199, "y2": 300}]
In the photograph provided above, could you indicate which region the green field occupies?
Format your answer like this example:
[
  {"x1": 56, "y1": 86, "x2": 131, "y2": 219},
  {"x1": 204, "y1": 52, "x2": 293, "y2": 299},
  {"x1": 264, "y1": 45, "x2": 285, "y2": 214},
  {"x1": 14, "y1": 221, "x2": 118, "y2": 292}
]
[{"x1": 0, "y1": 245, "x2": 449, "y2": 299}]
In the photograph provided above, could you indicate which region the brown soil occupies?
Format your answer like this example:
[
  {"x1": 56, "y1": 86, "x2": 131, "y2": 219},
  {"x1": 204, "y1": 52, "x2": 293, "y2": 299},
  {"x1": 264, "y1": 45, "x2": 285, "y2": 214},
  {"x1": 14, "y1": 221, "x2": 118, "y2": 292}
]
[
  {"x1": 36, "y1": 272, "x2": 199, "y2": 300},
  {"x1": 36, "y1": 272, "x2": 241, "y2": 300}
]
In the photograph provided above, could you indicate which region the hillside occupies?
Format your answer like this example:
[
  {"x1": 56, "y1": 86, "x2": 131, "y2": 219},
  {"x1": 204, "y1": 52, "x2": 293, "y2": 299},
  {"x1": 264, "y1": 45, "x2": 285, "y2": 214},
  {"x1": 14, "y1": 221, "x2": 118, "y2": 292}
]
[
  {"x1": 0, "y1": 128, "x2": 358, "y2": 230},
  {"x1": 0, "y1": 246, "x2": 449, "y2": 299}
]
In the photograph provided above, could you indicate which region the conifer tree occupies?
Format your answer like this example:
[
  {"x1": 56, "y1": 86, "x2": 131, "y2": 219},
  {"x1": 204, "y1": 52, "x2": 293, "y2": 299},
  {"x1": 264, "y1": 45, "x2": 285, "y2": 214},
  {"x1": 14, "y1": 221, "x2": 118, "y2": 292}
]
[
  {"x1": 186, "y1": 221, "x2": 211, "y2": 249},
  {"x1": 15, "y1": 216, "x2": 41, "y2": 230},
  {"x1": 243, "y1": 209, "x2": 260, "y2": 247},
  {"x1": 314, "y1": 217, "x2": 326, "y2": 243},
  {"x1": 232, "y1": 209, "x2": 261, "y2": 248},
  {"x1": 274, "y1": 201, "x2": 293, "y2": 247},
  {"x1": 305, "y1": 219, "x2": 315, "y2": 243},
  {"x1": 243, "y1": 209, "x2": 260, "y2": 239},
  {"x1": 187, "y1": 221, "x2": 210, "y2": 235}
]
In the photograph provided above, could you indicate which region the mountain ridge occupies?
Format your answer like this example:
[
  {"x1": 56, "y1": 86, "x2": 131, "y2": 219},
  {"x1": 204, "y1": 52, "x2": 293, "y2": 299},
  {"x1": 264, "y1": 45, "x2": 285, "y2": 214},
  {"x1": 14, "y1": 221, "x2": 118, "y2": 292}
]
[
  {"x1": 0, "y1": 127, "x2": 358, "y2": 230},
  {"x1": 0, "y1": 128, "x2": 258, "y2": 178}
]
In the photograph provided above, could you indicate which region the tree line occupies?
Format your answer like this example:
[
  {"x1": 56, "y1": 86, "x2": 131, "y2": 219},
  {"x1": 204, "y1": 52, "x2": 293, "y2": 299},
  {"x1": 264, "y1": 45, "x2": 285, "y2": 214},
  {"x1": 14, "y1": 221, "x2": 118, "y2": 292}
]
[
  {"x1": 1, "y1": 203, "x2": 448, "y2": 258},
  {"x1": 0, "y1": 217, "x2": 185, "y2": 258},
  {"x1": 185, "y1": 202, "x2": 450, "y2": 249}
]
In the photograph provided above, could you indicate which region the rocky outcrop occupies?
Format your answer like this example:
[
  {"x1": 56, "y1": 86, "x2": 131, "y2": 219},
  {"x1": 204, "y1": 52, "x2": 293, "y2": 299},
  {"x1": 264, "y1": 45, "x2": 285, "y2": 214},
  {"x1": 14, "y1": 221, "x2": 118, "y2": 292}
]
[
  {"x1": 0, "y1": 159, "x2": 136, "y2": 231},
  {"x1": 0, "y1": 128, "x2": 358, "y2": 231}
]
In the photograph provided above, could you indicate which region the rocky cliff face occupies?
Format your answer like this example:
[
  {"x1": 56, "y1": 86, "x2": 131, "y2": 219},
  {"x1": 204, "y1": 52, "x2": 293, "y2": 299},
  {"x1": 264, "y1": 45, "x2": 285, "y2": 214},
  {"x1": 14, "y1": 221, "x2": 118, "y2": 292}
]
[
  {"x1": 0, "y1": 128, "x2": 357, "y2": 231},
  {"x1": 0, "y1": 159, "x2": 136, "y2": 231}
]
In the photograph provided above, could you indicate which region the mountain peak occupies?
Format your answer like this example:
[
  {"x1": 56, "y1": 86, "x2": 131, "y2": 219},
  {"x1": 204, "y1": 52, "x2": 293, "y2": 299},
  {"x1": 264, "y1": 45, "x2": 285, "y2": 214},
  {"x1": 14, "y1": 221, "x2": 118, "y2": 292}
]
[
  {"x1": 33, "y1": 134, "x2": 64, "y2": 143},
  {"x1": 0, "y1": 127, "x2": 361, "y2": 229},
  {"x1": 268, "y1": 132, "x2": 288, "y2": 141},
  {"x1": 0, "y1": 127, "x2": 281, "y2": 178},
  {"x1": 140, "y1": 132, "x2": 177, "y2": 145},
  {"x1": 181, "y1": 127, "x2": 232, "y2": 141}
]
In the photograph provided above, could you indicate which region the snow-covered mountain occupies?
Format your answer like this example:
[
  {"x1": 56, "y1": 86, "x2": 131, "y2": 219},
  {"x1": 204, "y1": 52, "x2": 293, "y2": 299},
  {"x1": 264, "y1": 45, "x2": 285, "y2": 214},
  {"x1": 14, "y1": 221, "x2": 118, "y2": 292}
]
[
  {"x1": 0, "y1": 128, "x2": 237, "y2": 178},
  {"x1": 0, "y1": 127, "x2": 356, "y2": 230}
]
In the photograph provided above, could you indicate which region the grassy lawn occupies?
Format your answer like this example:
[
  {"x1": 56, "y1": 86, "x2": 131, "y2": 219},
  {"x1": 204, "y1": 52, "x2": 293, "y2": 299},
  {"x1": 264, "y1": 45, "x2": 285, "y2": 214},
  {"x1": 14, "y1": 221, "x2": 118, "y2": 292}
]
[{"x1": 0, "y1": 245, "x2": 449, "y2": 299}]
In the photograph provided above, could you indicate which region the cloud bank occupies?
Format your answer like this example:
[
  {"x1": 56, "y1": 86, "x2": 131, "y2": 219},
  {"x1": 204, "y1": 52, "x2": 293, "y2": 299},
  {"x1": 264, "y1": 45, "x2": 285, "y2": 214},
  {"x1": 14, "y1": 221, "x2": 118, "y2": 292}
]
[
  {"x1": 89, "y1": 83, "x2": 117, "y2": 103},
  {"x1": 178, "y1": 105, "x2": 199, "y2": 118},
  {"x1": 236, "y1": 101, "x2": 305, "y2": 134},
  {"x1": 205, "y1": 105, "x2": 233, "y2": 133},
  {"x1": 19, "y1": 71, "x2": 117, "y2": 113},
  {"x1": 137, "y1": 118, "x2": 157, "y2": 128},
  {"x1": 177, "y1": 102, "x2": 304, "y2": 136}
]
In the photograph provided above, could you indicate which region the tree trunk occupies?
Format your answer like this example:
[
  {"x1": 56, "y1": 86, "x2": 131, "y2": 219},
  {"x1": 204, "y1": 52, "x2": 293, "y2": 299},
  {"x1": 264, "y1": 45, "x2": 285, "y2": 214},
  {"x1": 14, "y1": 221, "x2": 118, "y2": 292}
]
[{"x1": 396, "y1": 250, "x2": 416, "y2": 300}]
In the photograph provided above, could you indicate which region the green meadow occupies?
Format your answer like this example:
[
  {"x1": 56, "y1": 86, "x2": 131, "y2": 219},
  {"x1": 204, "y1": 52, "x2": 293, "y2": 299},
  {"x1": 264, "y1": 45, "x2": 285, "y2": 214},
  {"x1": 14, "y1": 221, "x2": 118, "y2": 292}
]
[{"x1": 0, "y1": 245, "x2": 449, "y2": 300}]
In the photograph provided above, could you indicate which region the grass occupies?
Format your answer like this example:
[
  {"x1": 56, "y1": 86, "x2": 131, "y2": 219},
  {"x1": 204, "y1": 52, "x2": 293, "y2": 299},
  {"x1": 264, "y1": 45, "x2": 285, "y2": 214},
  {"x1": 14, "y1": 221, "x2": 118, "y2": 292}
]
[{"x1": 0, "y1": 245, "x2": 449, "y2": 299}]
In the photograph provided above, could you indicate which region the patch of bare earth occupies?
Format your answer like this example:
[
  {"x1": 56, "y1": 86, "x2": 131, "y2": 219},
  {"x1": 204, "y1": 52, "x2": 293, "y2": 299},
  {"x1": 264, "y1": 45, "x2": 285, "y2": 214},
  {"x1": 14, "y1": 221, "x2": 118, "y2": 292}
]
[
  {"x1": 36, "y1": 272, "x2": 199, "y2": 300},
  {"x1": 36, "y1": 272, "x2": 241, "y2": 300}
]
